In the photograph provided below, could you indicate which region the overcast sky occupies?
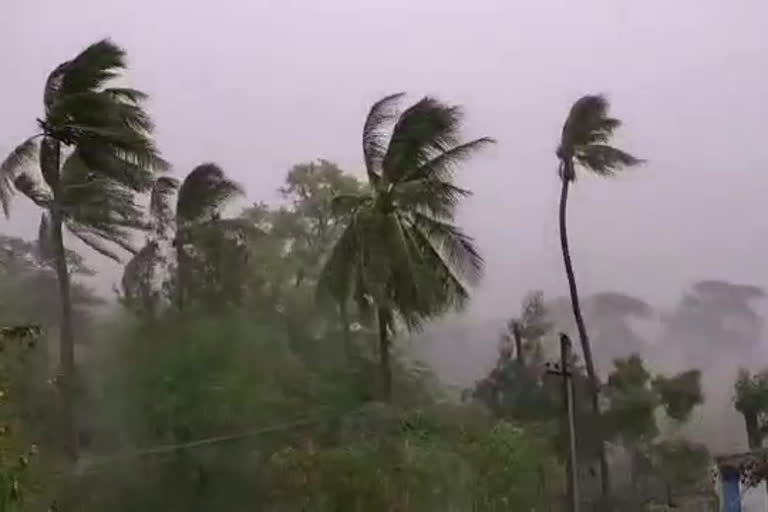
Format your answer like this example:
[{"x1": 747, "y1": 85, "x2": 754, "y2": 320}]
[{"x1": 2, "y1": 0, "x2": 767, "y2": 318}]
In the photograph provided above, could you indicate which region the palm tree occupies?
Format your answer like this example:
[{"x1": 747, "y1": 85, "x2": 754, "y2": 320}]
[
  {"x1": 556, "y1": 94, "x2": 643, "y2": 495},
  {"x1": 123, "y1": 164, "x2": 244, "y2": 311},
  {"x1": 318, "y1": 93, "x2": 493, "y2": 401},
  {"x1": 0, "y1": 39, "x2": 166, "y2": 459}
]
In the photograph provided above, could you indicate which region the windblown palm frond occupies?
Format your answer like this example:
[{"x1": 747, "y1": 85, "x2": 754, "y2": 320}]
[
  {"x1": 557, "y1": 94, "x2": 643, "y2": 179},
  {"x1": 317, "y1": 213, "x2": 365, "y2": 305},
  {"x1": 57, "y1": 151, "x2": 143, "y2": 261},
  {"x1": 559, "y1": 95, "x2": 616, "y2": 151},
  {"x1": 363, "y1": 92, "x2": 405, "y2": 182},
  {"x1": 575, "y1": 144, "x2": 643, "y2": 177},
  {"x1": 408, "y1": 137, "x2": 496, "y2": 183},
  {"x1": 176, "y1": 163, "x2": 244, "y2": 223},
  {"x1": 51, "y1": 39, "x2": 126, "y2": 102},
  {"x1": 382, "y1": 97, "x2": 463, "y2": 184},
  {"x1": 0, "y1": 137, "x2": 40, "y2": 215}
]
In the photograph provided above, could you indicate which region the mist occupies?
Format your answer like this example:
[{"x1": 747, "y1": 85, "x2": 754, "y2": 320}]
[{"x1": 2, "y1": 0, "x2": 768, "y2": 509}]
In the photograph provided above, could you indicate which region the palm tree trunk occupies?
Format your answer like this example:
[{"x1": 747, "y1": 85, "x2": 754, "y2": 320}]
[
  {"x1": 512, "y1": 321, "x2": 525, "y2": 366},
  {"x1": 558, "y1": 169, "x2": 609, "y2": 497},
  {"x1": 49, "y1": 142, "x2": 78, "y2": 461},
  {"x1": 377, "y1": 307, "x2": 392, "y2": 402},
  {"x1": 744, "y1": 411, "x2": 761, "y2": 449}
]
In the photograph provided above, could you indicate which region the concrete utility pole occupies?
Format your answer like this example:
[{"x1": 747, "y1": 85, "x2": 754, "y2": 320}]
[{"x1": 546, "y1": 333, "x2": 580, "y2": 512}]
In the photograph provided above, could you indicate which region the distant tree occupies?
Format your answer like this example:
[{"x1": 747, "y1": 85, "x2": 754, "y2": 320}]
[
  {"x1": 555, "y1": 94, "x2": 643, "y2": 494},
  {"x1": 0, "y1": 39, "x2": 165, "y2": 459},
  {"x1": 603, "y1": 354, "x2": 703, "y2": 501},
  {"x1": 318, "y1": 94, "x2": 493, "y2": 400},
  {"x1": 242, "y1": 161, "x2": 363, "y2": 356},
  {"x1": 588, "y1": 292, "x2": 653, "y2": 370},
  {"x1": 733, "y1": 369, "x2": 768, "y2": 450},
  {"x1": 662, "y1": 280, "x2": 765, "y2": 368},
  {"x1": 505, "y1": 290, "x2": 552, "y2": 367}
]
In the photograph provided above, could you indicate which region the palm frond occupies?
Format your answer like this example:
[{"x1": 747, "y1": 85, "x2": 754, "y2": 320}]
[
  {"x1": 405, "y1": 224, "x2": 471, "y2": 313},
  {"x1": 13, "y1": 173, "x2": 53, "y2": 207},
  {"x1": 0, "y1": 137, "x2": 40, "y2": 215},
  {"x1": 176, "y1": 163, "x2": 244, "y2": 223},
  {"x1": 394, "y1": 178, "x2": 471, "y2": 219},
  {"x1": 66, "y1": 222, "x2": 124, "y2": 262},
  {"x1": 48, "y1": 86, "x2": 167, "y2": 190},
  {"x1": 44, "y1": 63, "x2": 68, "y2": 114},
  {"x1": 53, "y1": 91, "x2": 155, "y2": 135},
  {"x1": 382, "y1": 97, "x2": 462, "y2": 184},
  {"x1": 61, "y1": 151, "x2": 147, "y2": 233},
  {"x1": 410, "y1": 212, "x2": 483, "y2": 286},
  {"x1": 104, "y1": 87, "x2": 148, "y2": 103},
  {"x1": 559, "y1": 94, "x2": 621, "y2": 155},
  {"x1": 575, "y1": 144, "x2": 644, "y2": 176},
  {"x1": 406, "y1": 137, "x2": 495, "y2": 182},
  {"x1": 149, "y1": 176, "x2": 179, "y2": 225},
  {"x1": 58, "y1": 39, "x2": 126, "y2": 97},
  {"x1": 363, "y1": 92, "x2": 405, "y2": 183},
  {"x1": 317, "y1": 215, "x2": 363, "y2": 304},
  {"x1": 77, "y1": 141, "x2": 161, "y2": 192}
]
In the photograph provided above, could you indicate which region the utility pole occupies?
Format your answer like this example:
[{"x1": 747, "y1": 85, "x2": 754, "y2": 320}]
[{"x1": 546, "y1": 333, "x2": 580, "y2": 512}]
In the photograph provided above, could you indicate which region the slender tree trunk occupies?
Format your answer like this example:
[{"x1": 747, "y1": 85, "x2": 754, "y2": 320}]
[
  {"x1": 49, "y1": 142, "x2": 78, "y2": 461},
  {"x1": 744, "y1": 411, "x2": 761, "y2": 449},
  {"x1": 512, "y1": 321, "x2": 525, "y2": 366},
  {"x1": 377, "y1": 307, "x2": 392, "y2": 402},
  {"x1": 558, "y1": 168, "x2": 610, "y2": 497}
]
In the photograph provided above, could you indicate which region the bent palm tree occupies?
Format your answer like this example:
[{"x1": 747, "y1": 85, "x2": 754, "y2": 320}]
[
  {"x1": 556, "y1": 94, "x2": 643, "y2": 495},
  {"x1": 123, "y1": 164, "x2": 244, "y2": 310},
  {"x1": 0, "y1": 39, "x2": 166, "y2": 459},
  {"x1": 318, "y1": 93, "x2": 493, "y2": 401},
  {"x1": 175, "y1": 163, "x2": 244, "y2": 308}
]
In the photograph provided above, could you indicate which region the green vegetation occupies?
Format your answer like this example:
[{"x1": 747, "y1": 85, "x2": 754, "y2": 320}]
[{"x1": 0, "y1": 39, "x2": 749, "y2": 511}]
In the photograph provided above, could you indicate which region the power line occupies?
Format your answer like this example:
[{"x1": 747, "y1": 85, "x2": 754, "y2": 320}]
[{"x1": 54, "y1": 406, "x2": 366, "y2": 478}]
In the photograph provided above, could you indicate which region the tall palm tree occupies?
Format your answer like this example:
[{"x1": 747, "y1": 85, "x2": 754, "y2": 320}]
[
  {"x1": 123, "y1": 164, "x2": 244, "y2": 310},
  {"x1": 556, "y1": 94, "x2": 643, "y2": 495},
  {"x1": 318, "y1": 93, "x2": 493, "y2": 401},
  {"x1": 0, "y1": 39, "x2": 166, "y2": 459}
]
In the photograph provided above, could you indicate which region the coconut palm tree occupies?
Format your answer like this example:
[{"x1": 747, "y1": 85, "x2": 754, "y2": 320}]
[
  {"x1": 318, "y1": 93, "x2": 493, "y2": 401},
  {"x1": 556, "y1": 94, "x2": 643, "y2": 494},
  {"x1": 123, "y1": 164, "x2": 244, "y2": 311},
  {"x1": 0, "y1": 39, "x2": 166, "y2": 459}
]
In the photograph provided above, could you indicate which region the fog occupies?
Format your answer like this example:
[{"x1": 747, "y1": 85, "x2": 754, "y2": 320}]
[{"x1": 3, "y1": 0, "x2": 768, "y2": 457}]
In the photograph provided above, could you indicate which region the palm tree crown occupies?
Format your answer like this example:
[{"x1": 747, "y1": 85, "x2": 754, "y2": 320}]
[
  {"x1": 0, "y1": 39, "x2": 167, "y2": 259},
  {"x1": 320, "y1": 93, "x2": 493, "y2": 330},
  {"x1": 557, "y1": 94, "x2": 643, "y2": 181}
]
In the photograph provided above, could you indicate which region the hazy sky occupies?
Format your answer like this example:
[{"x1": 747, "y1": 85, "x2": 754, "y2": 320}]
[{"x1": 2, "y1": 0, "x2": 767, "y2": 318}]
